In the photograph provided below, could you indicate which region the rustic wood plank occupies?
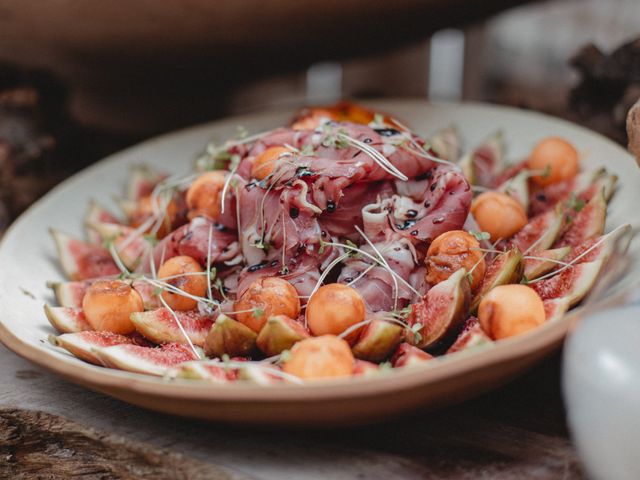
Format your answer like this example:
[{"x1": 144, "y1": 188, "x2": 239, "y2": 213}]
[{"x1": 0, "y1": 408, "x2": 250, "y2": 480}]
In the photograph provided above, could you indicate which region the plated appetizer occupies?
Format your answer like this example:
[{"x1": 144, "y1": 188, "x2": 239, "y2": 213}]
[{"x1": 46, "y1": 101, "x2": 629, "y2": 384}]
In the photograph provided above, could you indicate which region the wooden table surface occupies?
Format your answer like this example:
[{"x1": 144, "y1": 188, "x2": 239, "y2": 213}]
[{"x1": 0, "y1": 341, "x2": 584, "y2": 479}]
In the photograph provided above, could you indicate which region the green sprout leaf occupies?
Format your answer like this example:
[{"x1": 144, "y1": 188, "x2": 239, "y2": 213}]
[{"x1": 469, "y1": 230, "x2": 491, "y2": 242}]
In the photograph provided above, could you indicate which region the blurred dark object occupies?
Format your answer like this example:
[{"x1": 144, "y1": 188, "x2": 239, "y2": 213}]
[
  {"x1": 0, "y1": 0, "x2": 534, "y2": 134},
  {"x1": 569, "y1": 38, "x2": 640, "y2": 144},
  {"x1": 0, "y1": 64, "x2": 134, "y2": 235},
  {"x1": 628, "y1": 98, "x2": 640, "y2": 164}
]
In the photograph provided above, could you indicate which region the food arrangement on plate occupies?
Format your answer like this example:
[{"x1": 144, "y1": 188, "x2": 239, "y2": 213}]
[{"x1": 44, "y1": 101, "x2": 630, "y2": 384}]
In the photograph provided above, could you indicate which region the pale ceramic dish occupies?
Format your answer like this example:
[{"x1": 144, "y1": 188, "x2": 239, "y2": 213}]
[{"x1": 1, "y1": 100, "x2": 638, "y2": 426}]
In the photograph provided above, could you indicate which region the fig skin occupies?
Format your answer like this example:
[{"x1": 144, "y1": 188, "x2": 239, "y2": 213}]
[
  {"x1": 82, "y1": 279, "x2": 143, "y2": 334},
  {"x1": 478, "y1": 285, "x2": 546, "y2": 340},
  {"x1": 205, "y1": 314, "x2": 257, "y2": 358},
  {"x1": 234, "y1": 277, "x2": 301, "y2": 333},
  {"x1": 351, "y1": 319, "x2": 403, "y2": 363},
  {"x1": 407, "y1": 268, "x2": 471, "y2": 350},
  {"x1": 391, "y1": 343, "x2": 434, "y2": 368},
  {"x1": 256, "y1": 315, "x2": 310, "y2": 357},
  {"x1": 471, "y1": 247, "x2": 524, "y2": 313}
]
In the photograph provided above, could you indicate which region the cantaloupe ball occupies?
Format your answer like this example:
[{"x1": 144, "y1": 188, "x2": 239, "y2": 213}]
[
  {"x1": 283, "y1": 335, "x2": 354, "y2": 379},
  {"x1": 478, "y1": 284, "x2": 545, "y2": 340},
  {"x1": 129, "y1": 195, "x2": 181, "y2": 238},
  {"x1": 234, "y1": 277, "x2": 300, "y2": 333},
  {"x1": 157, "y1": 255, "x2": 208, "y2": 311},
  {"x1": 426, "y1": 230, "x2": 486, "y2": 291},
  {"x1": 306, "y1": 283, "x2": 366, "y2": 341},
  {"x1": 471, "y1": 191, "x2": 528, "y2": 242},
  {"x1": 82, "y1": 280, "x2": 143, "y2": 334},
  {"x1": 185, "y1": 171, "x2": 226, "y2": 220},
  {"x1": 527, "y1": 136, "x2": 579, "y2": 186},
  {"x1": 250, "y1": 146, "x2": 293, "y2": 180}
]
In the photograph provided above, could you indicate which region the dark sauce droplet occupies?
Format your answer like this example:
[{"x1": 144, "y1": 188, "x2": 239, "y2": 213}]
[
  {"x1": 406, "y1": 209, "x2": 418, "y2": 218},
  {"x1": 289, "y1": 207, "x2": 299, "y2": 219},
  {"x1": 432, "y1": 216, "x2": 445, "y2": 224},
  {"x1": 363, "y1": 138, "x2": 373, "y2": 144},
  {"x1": 536, "y1": 193, "x2": 547, "y2": 202},
  {"x1": 326, "y1": 200, "x2": 336, "y2": 213},
  {"x1": 410, "y1": 230, "x2": 418, "y2": 236},
  {"x1": 374, "y1": 128, "x2": 401, "y2": 137},
  {"x1": 424, "y1": 201, "x2": 431, "y2": 208},
  {"x1": 343, "y1": 277, "x2": 354, "y2": 283},
  {"x1": 430, "y1": 183, "x2": 437, "y2": 192},
  {"x1": 247, "y1": 261, "x2": 268, "y2": 272},
  {"x1": 270, "y1": 260, "x2": 279, "y2": 267}
]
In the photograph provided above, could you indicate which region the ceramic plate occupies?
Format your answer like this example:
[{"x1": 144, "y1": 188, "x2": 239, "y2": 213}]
[{"x1": 1, "y1": 100, "x2": 638, "y2": 426}]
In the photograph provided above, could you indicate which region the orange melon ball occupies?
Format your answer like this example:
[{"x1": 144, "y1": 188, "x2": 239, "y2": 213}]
[
  {"x1": 478, "y1": 284, "x2": 545, "y2": 340},
  {"x1": 291, "y1": 109, "x2": 336, "y2": 130},
  {"x1": 130, "y1": 194, "x2": 181, "y2": 238},
  {"x1": 82, "y1": 280, "x2": 143, "y2": 334},
  {"x1": 283, "y1": 335, "x2": 354, "y2": 379},
  {"x1": 471, "y1": 191, "x2": 528, "y2": 242},
  {"x1": 527, "y1": 136, "x2": 579, "y2": 186},
  {"x1": 185, "y1": 171, "x2": 226, "y2": 220},
  {"x1": 306, "y1": 283, "x2": 366, "y2": 341},
  {"x1": 250, "y1": 146, "x2": 292, "y2": 180},
  {"x1": 157, "y1": 256, "x2": 208, "y2": 311},
  {"x1": 234, "y1": 277, "x2": 300, "y2": 333},
  {"x1": 425, "y1": 230, "x2": 485, "y2": 291}
]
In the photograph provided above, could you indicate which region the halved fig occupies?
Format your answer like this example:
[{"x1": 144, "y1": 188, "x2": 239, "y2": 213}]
[
  {"x1": 351, "y1": 319, "x2": 403, "y2": 362},
  {"x1": 50, "y1": 331, "x2": 134, "y2": 365},
  {"x1": 407, "y1": 268, "x2": 471, "y2": 349},
  {"x1": 44, "y1": 305, "x2": 92, "y2": 333},
  {"x1": 530, "y1": 258, "x2": 605, "y2": 307},
  {"x1": 563, "y1": 224, "x2": 631, "y2": 265},
  {"x1": 458, "y1": 131, "x2": 504, "y2": 187},
  {"x1": 51, "y1": 230, "x2": 119, "y2": 280},
  {"x1": 130, "y1": 308, "x2": 214, "y2": 347},
  {"x1": 446, "y1": 317, "x2": 492, "y2": 354},
  {"x1": 523, "y1": 246, "x2": 571, "y2": 280},
  {"x1": 87, "y1": 222, "x2": 150, "y2": 271},
  {"x1": 113, "y1": 196, "x2": 137, "y2": 218},
  {"x1": 577, "y1": 170, "x2": 618, "y2": 203},
  {"x1": 48, "y1": 280, "x2": 91, "y2": 308},
  {"x1": 168, "y1": 360, "x2": 232, "y2": 382},
  {"x1": 528, "y1": 168, "x2": 605, "y2": 215},
  {"x1": 353, "y1": 359, "x2": 380, "y2": 377},
  {"x1": 391, "y1": 343, "x2": 434, "y2": 368},
  {"x1": 95, "y1": 343, "x2": 198, "y2": 376},
  {"x1": 256, "y1": 315, "x2": 310, "y2": 357},
  {"x1": 429, "y1": 125, "x2": 459, "y2": 162},
  {"x1": 554, "y1": 191, "x2": 606, "y2": 248},
  {"x1": 471, "y1": 247, "x2": 524, "y2": 312},
  {"x1": 127, "y1": 165, "x2": 166, "y2": 201},
  {"x1": 84, "y1": 200, "x2": 121, "y2": 244},
  {"x1": 511, "y1": 205, "x2": 563, "y2": 252},
  {"x1": 237, "y1": 363, "x2": 296, "y2": 385},
  {"x1": 543, "y1": 298, "x2": 571, "y2": 322},
  {"x1": 497, "y1": 170, "x2": 529, "y2": 211},
  {"x1": 204, "y1": 314, "x2": 257, "y2": 358}
]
